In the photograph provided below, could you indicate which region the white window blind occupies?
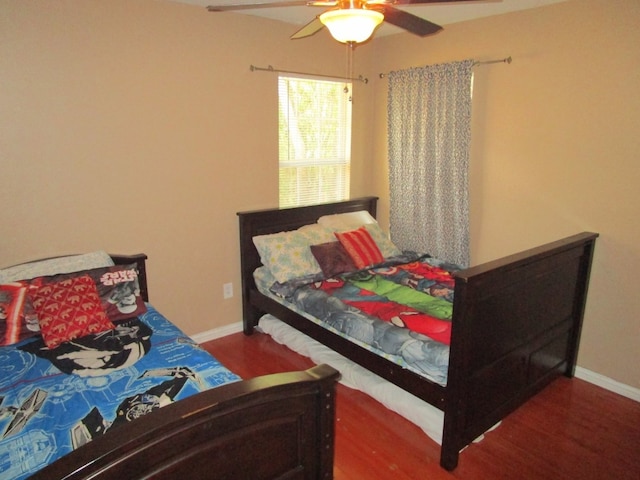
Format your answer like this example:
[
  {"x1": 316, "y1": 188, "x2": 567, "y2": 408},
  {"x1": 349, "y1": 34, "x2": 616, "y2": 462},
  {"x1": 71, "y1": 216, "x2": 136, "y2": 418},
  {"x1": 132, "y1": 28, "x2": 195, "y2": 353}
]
[{"x1": 278, "y1": 75, "x2": 352, "y2": 208}]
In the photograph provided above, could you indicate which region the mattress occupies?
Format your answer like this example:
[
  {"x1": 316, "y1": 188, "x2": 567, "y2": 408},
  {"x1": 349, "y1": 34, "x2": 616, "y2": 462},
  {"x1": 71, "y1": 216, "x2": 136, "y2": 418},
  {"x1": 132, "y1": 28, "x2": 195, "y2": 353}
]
[{"x1": 257, "y1": 313, "x2": 446, "y2": 445}]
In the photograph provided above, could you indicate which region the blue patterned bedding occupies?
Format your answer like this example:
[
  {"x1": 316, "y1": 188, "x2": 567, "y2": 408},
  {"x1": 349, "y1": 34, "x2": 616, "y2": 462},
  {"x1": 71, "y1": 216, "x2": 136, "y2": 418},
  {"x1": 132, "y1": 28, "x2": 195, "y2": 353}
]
[{"x1": 0, "y1": 305, "x2": 240, "y2": 480}]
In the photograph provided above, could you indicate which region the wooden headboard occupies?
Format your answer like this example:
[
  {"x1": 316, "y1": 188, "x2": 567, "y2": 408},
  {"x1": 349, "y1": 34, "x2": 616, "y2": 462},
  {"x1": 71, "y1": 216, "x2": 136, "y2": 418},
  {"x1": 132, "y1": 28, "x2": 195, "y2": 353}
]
[{"x1": 2, "y1": 252, "x2": 150, "y2": 303}]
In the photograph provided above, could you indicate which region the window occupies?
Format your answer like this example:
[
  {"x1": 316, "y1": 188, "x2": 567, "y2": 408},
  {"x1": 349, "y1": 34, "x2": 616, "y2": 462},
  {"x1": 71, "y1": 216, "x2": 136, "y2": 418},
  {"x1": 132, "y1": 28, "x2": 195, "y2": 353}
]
[{"x1": 278, "y1": 75, "x2": 352, "y2": 208}]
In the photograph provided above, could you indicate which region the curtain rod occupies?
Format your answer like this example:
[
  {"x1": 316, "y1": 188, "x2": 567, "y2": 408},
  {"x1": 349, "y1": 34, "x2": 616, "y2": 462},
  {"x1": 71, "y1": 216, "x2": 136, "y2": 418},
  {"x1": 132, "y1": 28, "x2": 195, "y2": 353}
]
[
  {"x1": 249, "y1": 65, "x2": 369, "y2": 84},
  {"x1": 378, "y1": 56, "x2": 512, "y2": 79}
]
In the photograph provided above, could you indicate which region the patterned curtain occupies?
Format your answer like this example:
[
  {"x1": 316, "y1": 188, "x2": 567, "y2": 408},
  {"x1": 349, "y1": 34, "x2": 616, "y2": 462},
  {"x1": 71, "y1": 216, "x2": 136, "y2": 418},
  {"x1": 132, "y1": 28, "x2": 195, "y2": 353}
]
[{"x1": 387, "y1": 59, "x2": 474, "y2": 267}]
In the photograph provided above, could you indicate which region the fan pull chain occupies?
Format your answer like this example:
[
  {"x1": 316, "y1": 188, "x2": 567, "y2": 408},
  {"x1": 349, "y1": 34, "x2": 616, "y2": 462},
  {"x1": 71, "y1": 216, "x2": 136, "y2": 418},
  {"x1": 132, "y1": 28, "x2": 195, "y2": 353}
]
[{"x1": 345, "y1": 42, "x2": 354, "y2": 102}]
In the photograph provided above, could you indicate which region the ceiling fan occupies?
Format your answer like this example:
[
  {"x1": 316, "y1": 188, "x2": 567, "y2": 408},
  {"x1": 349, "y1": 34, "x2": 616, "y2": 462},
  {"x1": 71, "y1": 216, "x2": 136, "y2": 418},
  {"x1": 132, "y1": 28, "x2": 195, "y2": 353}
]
[{"x1": 207, "y1": 0, "x2": 480, "y2": 44}]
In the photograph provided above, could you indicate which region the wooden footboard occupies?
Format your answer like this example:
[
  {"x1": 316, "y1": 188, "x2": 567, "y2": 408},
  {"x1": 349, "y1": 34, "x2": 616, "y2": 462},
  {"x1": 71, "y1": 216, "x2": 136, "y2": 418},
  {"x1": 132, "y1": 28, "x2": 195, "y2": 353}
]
[
  {"x1": 441, "y1": 232, "x2": 598, "y2": 470},
  {"x1": 237, "y1": 198, "x2": 598, "y2": 472},
  {"x1": 30, "y1": 364, "x2": 340, "y2": 480}
]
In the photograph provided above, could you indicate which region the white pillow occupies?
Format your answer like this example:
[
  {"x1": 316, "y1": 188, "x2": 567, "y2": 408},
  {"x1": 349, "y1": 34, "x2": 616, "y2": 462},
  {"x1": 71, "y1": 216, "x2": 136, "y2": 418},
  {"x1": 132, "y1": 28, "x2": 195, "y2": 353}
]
[
  {"x1": 317, "y1": 210, "x2": 377, "y2": 230},
  {"x1": 0, "y1": 251, "x2": 115, "y2": 283}
]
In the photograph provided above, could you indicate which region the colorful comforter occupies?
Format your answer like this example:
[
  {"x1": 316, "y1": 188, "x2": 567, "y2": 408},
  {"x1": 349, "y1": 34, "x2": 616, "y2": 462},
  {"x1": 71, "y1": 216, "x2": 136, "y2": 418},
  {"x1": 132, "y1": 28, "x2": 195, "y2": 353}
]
[
  {"x1": 0, "y1": 305, "x2": 240, "y2": 480},
  {"x1": 312, "y1": 259, "x2": 455, "y2": 345},
  {"x1": 262, "y1": 253, "x2": 460, "y2": 386}
]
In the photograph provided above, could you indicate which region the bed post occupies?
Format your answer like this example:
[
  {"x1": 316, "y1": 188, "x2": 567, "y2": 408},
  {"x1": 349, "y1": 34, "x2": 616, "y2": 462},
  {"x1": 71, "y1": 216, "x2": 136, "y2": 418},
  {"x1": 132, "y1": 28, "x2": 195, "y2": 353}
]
[
  {"x1": 237, "y1": 212, "x2": 264, "y2": 334},
  {"x1": 563, "y1": 235, "x2": 598, "y2": 378}
]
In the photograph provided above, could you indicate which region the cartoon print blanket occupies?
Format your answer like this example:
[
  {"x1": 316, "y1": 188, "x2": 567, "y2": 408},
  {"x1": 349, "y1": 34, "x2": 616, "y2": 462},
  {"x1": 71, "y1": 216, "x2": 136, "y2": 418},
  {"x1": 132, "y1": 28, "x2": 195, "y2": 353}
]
[
  {"x1": 313, "y1": 259, "x2": 456, "y2": 345},
  {"x1": 0, "y1": 305, "x2": 240, "y2": 480},
  {"x1": 266, "y1": 254, "x2": 459, "y2": 386}
]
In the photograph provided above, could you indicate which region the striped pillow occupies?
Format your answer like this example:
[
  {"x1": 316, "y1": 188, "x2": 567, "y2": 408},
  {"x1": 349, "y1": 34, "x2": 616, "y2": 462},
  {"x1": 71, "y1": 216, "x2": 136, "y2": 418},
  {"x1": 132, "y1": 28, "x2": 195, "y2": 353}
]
[{"x1": 334, "y1": 226, "x2": 384, "y2": 269}]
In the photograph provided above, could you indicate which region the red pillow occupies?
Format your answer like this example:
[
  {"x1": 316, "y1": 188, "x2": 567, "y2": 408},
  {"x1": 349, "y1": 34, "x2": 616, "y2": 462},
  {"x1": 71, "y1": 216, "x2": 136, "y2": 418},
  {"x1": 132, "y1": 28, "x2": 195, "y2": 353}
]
[
  {"x1": 29, "y1": 264, "x2": 146, "y2": 323},
  {"x1": 31, "y1": 275, "x2": 115, "y2": 349},
  {"x1": 1, "y1": 283, "x2": 39, "y2": 346},
  {"x1": 335, "y1": 226, "x2": 384, "y2": 269}
]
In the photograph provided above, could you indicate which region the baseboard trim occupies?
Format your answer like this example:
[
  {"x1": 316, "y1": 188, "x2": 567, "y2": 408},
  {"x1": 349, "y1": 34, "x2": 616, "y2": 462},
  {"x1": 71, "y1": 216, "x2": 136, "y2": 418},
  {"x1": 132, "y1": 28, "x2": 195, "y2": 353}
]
[
  {"x1": 192, "y1": 323, "x2": 639, "y2": 403},
  {"x1": 575, "y1": 366, "x2": 640, "y2": 402},
  {"x1": 191, "y1": 321, "x2": 243, "y2": 344}
]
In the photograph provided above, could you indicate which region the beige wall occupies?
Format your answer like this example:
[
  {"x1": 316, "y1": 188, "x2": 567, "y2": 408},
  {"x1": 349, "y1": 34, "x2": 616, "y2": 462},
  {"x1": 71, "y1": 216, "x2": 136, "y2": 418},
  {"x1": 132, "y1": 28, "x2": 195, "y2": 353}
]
[
  {"x1": 372, "y1": 0, "x2": 640, "y2": 389},
  {"x1": 1, "y1": 0, "x2": 375, "y2": 335},
  {"x1": 2, "y1": 0, "x2": 638, "y2": 389}
]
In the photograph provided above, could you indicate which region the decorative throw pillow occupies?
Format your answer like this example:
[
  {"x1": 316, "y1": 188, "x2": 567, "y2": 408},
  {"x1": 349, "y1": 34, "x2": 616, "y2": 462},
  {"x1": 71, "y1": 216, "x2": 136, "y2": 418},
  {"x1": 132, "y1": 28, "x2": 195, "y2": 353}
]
[
  {"x1": 92, "y1": 264, "x2": 146, "y2": 322},
  {"x1": 335, "y1": 226, "x2": 384, "y2": 269},
  {"x1": 31, "y1": 275, "x2": 115, "y2": 349},
  {"x1": 317, "y1": 211, "x2": 402, "y2": 259},
  {"x1": 29, "y1": 264, "x2": 146, "y2": 323},
  {"x1": 0, "y1": 283, "x2": 39, "y2": 346},
  {"x1": 310, "y1": 242, "x2": 357, "y2": 278}
]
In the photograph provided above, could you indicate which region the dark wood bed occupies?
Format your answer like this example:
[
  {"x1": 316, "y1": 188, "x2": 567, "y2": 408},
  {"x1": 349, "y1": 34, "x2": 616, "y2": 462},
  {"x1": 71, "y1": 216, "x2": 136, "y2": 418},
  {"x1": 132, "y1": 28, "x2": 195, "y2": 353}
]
[
  {"x1": 14, "y1": 253, "x2": 340, "y2": 480},
  {"x1": 237, "y1": 197, "x2": 598, "y2": 471}
]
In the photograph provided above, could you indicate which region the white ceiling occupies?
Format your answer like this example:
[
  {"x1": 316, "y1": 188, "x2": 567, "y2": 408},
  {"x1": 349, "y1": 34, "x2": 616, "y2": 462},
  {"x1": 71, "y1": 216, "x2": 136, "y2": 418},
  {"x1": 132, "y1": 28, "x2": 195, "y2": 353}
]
[{"x1": 171, "y1": 0, "x2": 568, "y2": 37}]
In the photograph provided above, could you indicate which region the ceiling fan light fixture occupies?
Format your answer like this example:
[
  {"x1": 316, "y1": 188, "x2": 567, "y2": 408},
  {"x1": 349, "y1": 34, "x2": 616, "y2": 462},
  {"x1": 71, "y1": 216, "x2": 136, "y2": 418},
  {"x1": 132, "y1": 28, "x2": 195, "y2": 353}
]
[{"x1": 319, "y1": 9, "x2": 384, "y2": 44}]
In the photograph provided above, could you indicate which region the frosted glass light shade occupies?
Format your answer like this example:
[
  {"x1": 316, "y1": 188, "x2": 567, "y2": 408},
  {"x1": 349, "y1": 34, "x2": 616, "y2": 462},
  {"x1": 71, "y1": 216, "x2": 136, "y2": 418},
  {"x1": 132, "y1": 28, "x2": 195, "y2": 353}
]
[{"x1": 319, "y1": 9, "x2": 384, "y2": 44}]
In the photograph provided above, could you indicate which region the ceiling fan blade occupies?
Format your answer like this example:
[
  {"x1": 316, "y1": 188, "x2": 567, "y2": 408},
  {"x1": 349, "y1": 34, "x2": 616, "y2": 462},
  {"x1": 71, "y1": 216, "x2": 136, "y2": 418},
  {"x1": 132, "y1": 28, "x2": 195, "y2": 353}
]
[
  {"x1": 380, "y1": 5, "x2": 442, "y2": 36},
  {"x1": 290, "y1": 17, "x2": 325, "y2": 39},
  {"x1": 207, "y1": 1, "x2": 312, "y2": 12}
]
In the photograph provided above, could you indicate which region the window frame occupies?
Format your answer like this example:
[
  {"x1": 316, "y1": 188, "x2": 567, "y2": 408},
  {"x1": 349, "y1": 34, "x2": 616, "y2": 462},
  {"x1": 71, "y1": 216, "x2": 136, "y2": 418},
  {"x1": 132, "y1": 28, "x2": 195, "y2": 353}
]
[{"x1": 278, "y1": 74, "x2": 352, "y2": 208}]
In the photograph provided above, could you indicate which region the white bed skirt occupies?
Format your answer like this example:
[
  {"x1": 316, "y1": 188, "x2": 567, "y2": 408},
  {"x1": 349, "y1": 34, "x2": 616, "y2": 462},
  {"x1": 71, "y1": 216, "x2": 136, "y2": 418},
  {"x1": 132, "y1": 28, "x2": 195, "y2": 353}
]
[{"x1": 258, "y1": 314, "x2": 445, "y2": 445}]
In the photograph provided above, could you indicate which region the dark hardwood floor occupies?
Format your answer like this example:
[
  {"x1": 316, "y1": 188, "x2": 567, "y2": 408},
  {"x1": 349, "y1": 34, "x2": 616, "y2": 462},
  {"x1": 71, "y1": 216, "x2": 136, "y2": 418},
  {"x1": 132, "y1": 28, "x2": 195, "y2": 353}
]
[{"x1": 202, "y1": 330, "x2": 640, "y2": 480}]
